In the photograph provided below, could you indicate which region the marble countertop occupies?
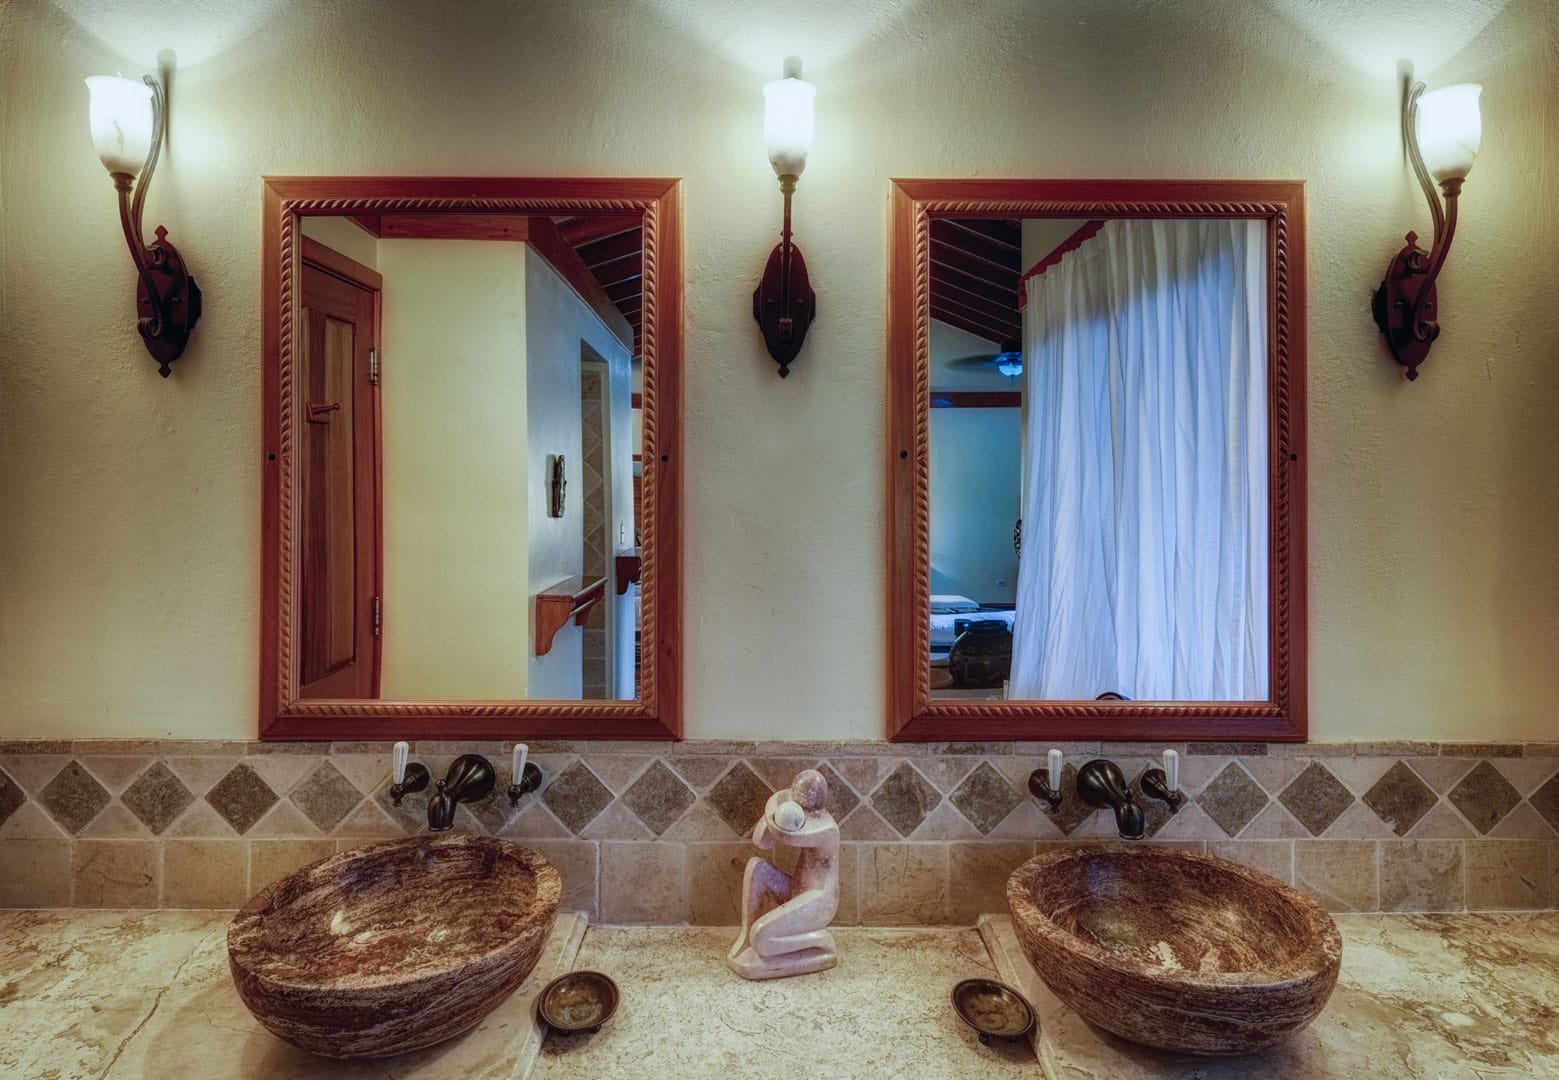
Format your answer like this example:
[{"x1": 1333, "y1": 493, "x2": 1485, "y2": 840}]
[
  {"x1": 534, "y1": 926, "x2": 1035, "y2": 1079},
  {"x1": 983, "y1": 912, "x2": 1559, "y2": 1080},
  {"x1": 0, "y1": 908, "x2": 586, "y2": 1080},
  {"x1": 4, "y1": 909, "x2": 1555, "y2": 1079}
]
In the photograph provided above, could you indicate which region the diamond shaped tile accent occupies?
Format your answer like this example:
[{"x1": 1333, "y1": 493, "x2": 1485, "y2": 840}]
[
  {"x1": 815, "y1": 763, "x2": 859, "y2": 822},
  {"x1": 373, "y1": 776, "x2": 427, "y2": 834},
  {"x1": 1279, "y1": 762, "x2": 1355, "y2": 836},
  {"x1": 39, "y1": 761, "x2": 111, "y2": 834},
  {"x1": 0, "y1": 765, "x2": 25, "y2": 829},
  {"x1": 460, "y1": 787, "x2": 519, "y2": 834},
  {"x1": 1529, "y1": 772, "x2": 1559, "y2": 834},
  {"x1": 1447, "y1": 760, "x2": 1521, "y2": 834},
  {"x1": 1126, "y1": 770, "x2": 1181, "y2": 839},
  {"x1": 706, "y1": 763, "x2": 773, "y2": 836},
  {"x1": 621, "y1": 761, "x2": 696, "y2": 835},
  {"x1": 205, "y1": 763, "x2": 279, "y2": 835},
  {"x1": 120, "y1": 762, "x2": 194, "y2": 835},
  {"x1": 1044, "y1": 764, "x2": 1095, "y2": 836},
  {"x1": 949, "y1": 762, "x2": 1021, "y2": 835},
  {"x1": 871, "y1": 762, "x2": 940, "y2": 837},
  {"x1": 1362, "y1": 761, "x2": 1438, "y2": 836},
  {"x1": 541, "y1": 762, "x2": 614, "y2": 834},
  {"x1": 1197, "y1": 763, "x2": 1270, "y2": 837},
  {"x1": 289, "y1": 762, "x2": 364, "y2": 832}
]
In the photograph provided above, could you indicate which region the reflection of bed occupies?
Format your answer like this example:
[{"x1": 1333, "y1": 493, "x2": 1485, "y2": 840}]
[{"x1": 929, "y1": 595, "x2": 1016, "y2": 650}]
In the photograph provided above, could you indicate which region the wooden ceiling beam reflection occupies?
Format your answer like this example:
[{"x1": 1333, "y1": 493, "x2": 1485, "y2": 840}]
[
  {"x1": 933, "y1": 219, "x2": 1020, "y2": 265},
  {"x1": 931, "y1": 303, "x2": 1019, "y2": 345},
  {"x1": 927, "y1": 215, "x2": 1023, "y2": 348},
  {"x1": 930, "y1": 305, "x2": 1009, "y2": 345},
  {"x1": 575, "y1": 229, "x2": 644, "y2": 268},
  {"x1": 556, "y1": 216, "x2": 645, "y2": 358},
  {"x1": 588, "y1": 251, "x2": 643, "y2": 288},
  {"x1": 929, "y1": 272, "x2": 1023, "y2": 328},
  {"x1": 558, "y1": 215, "x2": 640, "y2": 247},
  {"x1": 605, "y1": 278, "x2": 643, "y2": 304}
]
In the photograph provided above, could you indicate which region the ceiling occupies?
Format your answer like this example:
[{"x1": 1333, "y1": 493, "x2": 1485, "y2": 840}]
[
  {"x1": 559, "y1": 217, "x2": 644, "y2": 359},
  {"x1": 929, "y1": 217, "x2": 1022, "y2": 345}
]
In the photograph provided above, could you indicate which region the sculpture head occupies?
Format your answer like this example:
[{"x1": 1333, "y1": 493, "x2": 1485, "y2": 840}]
[{"x1": 790, "y1": 769, "x2": 828, "y2": 813}]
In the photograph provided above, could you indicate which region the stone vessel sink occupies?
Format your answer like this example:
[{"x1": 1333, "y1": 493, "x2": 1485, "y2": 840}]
[
  {"x1": 1007, "y1": 846, "x2": 1341, "y2": 1056},
  {"x1": 228, "y1": 835, "x2": 560, "y2": 1058}
]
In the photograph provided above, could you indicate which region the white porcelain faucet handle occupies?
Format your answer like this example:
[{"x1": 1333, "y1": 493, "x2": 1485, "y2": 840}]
[
  {"x1": 1163, "y1": 748, "x2": 1179, "y2": 792},
  {"x1": 392, "y1": 741, "x2": 409, "y2": 785},
  {"x1": 512, "y1": 743, "x2": 529, "y2": 782},
  {"x1": 1048, "y1": 748, "x2": 1064, "y2": 780}
]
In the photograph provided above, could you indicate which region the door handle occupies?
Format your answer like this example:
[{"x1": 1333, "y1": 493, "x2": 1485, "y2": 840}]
[{"x1": 307, "y1": 401, "x2": 341, "y2": 424}]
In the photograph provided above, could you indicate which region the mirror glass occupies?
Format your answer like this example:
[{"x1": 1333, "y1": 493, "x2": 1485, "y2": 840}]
[
  {"x1": 295, "y1": 212, "x2": 644, "y2": 701},
  {"x1": 928, "y1": 216, "x2": 1269, "y2": 702}
]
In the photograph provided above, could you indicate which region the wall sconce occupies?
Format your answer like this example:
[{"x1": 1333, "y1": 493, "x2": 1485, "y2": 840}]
[
  {"x1": 86, "y1": 74, "x2": 202, "y2": 377},
  {"x1": 1372, "y1": 81, "x2": 1481, "y2": 381},
  {"x1": 752, "y1": 58, "x2": 817, "y2": 378}
]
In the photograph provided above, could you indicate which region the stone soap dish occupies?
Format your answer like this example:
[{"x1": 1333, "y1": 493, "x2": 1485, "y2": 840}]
[
  {"x1": 538, "y1": 971, "x2": 620, "y2": 1034},
  {"x1": 951, "y1": 978, "x2": 1035, "y2": 1044}
]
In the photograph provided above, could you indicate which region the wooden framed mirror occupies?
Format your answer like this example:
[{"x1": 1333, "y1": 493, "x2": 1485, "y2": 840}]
[
  {"x1": 887, "y1": 180, "x2": 1306, "y2": 742},
  {"x1": 261, "y1": 177, "x2": 681, "y2": 740}
]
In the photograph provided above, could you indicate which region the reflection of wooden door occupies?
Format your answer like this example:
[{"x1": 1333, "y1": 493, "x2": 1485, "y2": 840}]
[{"x1": 299, "y1": 241, "x2": 381, "y2": 698}]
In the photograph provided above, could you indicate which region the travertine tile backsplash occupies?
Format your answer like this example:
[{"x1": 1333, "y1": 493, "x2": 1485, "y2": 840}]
[{"x1": 1, "y1": 739, "x2": 1555, "y2": 920}]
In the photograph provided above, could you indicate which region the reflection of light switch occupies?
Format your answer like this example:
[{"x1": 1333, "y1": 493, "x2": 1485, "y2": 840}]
[
  {"x1": 996, "y1": 578, "x2": 1007, "y2": 588},
  {"x1": 620, "y1": 523, "x2": 626, "y2": 545}
]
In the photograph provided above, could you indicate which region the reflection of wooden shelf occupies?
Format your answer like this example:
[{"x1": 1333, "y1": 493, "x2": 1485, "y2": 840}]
[
  {"x1": 534, "y1": 576, "x2": 607, "y2": 656},
  {"x1": 615, "y1": 551, "x2": 642, "y2": 595}
]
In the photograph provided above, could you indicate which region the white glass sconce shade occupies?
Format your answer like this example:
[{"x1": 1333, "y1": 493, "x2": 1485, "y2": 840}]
[
  {"x1": 763, "y1": 59, "x2": 815, "y2": 178},
  {"x1": 1416, "y1": 83, "x2": 1482, "y2": 181},
  {"x1": 86, "y1": 75, "x2": 155, "y2": 176}
]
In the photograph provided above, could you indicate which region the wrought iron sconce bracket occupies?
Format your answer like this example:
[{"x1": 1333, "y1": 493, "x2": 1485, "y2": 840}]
[
  {"x1": 752, "y1": 175, "x2": 817, "y2": 377},
  {"x1": 1372, "y1": 81, "x2": 1462, "y2": 382},
  {"x1": 111, "y1": 75, "x2": 202, "y2": 377}
]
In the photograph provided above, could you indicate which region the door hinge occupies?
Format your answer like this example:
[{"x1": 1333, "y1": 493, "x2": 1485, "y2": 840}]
[
  {"x1": 371, "y1": 596, "x2": 382, "y2": 637},
  {"x1": 369, "y1": 348, "x2": 380, "y2": 385}
]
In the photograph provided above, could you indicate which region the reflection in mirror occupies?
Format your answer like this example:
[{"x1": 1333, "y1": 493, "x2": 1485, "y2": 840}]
[
  {"x1": 929, "y1": 217, "x2": 1268, "y2": 703},
  {"x1": 295, "y1": 213, "x2": 644, "y2": 702}
]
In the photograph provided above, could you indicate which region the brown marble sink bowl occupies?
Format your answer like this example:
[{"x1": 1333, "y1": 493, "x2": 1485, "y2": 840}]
[
  {"x1": 228, "y1": 834, "x2": 560, "y2": 1058},
  {"x1": 1007, "y1": 846, "x2": 1341, "y2": 1056}
]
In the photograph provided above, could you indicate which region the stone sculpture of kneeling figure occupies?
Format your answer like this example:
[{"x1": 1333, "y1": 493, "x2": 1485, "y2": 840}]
[{"x1": 727, "y1": 768, "x2": 840, "y2": 980}]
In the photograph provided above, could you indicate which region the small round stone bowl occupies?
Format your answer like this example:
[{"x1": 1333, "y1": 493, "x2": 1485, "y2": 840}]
[
  {"x1": 538, "y1": 970, "x2": 620, "y2": 1034},
  {"x1": 951, "y1": 978, "x2": 1035, "y2": 1044}
]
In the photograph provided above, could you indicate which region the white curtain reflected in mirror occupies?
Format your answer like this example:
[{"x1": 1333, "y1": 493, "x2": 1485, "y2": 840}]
[{"x1": 929, "y1": 217, "x2": 1270, "y2": 702}]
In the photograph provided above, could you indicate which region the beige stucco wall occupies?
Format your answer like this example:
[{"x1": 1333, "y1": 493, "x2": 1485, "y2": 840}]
[
  {"x1": 1, "y1": 0, "x2": 1555, "y2": 740},
  {"x1": 300, "y1": 216, "x2": 378, "y2": 272},
  {"x1": 376, "y1": 238, "x2": 530, "y2": 700}
]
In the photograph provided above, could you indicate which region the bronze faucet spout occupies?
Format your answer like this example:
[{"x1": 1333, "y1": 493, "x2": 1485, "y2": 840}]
[
  {"x1": 427, "y1": 782, "x2": 456, "y2": 831},
  {"x1": 1075, "y1": 759, "x2": 1146, "y2": 839},
  {"x1": 1113, "y1": 800, "x2": 1145, "y2": 840},
  {"x1": 425, "y1": 754, "x2": 497, "y2": 832}
]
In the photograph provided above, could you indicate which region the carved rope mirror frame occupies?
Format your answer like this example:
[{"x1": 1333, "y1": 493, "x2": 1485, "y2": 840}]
[
  {"x1": 260, "y1": 177, "x2": 683, "y2": 740},
  {"x1": 887, "y1": 179, "x2": 1307, "y2": 742}
]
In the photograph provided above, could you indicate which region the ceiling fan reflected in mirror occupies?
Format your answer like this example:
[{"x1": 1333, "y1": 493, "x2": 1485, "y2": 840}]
[{"x1": 946, "y1": 339, "x2": 1023, "y2": 377}]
